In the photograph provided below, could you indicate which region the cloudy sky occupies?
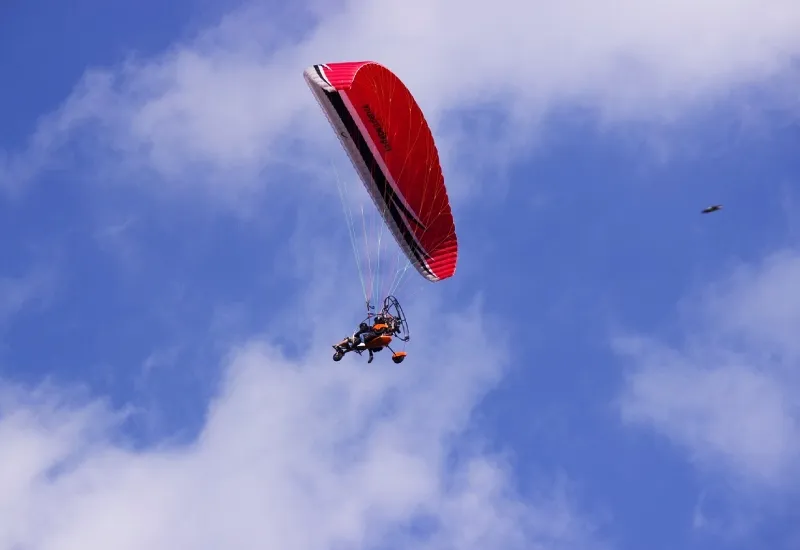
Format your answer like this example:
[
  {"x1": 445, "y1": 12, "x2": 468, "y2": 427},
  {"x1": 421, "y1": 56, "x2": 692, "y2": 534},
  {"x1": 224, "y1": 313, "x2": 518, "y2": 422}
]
[{"x1": 2, "y1": 0, "x2": 800, "y2": 548}]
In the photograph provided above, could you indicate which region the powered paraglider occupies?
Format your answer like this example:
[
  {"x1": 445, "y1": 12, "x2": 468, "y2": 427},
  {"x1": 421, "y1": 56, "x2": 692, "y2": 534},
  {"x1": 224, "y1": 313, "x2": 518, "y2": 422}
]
[
  {"x1": 332, "y1": 295, "x2": 410, "y2": 364},
  {"x1": 304, "y1": 61, "x2": 458, "y2": 363}
]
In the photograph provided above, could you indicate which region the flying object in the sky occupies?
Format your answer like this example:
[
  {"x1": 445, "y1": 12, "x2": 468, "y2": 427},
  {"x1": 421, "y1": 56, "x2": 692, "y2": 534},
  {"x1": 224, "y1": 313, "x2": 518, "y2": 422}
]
[
  {"x1": 701, "y1": 204, "x2": 722, "y2": 214},
  {"x1": 304, "y1": 60, "x2": 458, "y2": 365}
]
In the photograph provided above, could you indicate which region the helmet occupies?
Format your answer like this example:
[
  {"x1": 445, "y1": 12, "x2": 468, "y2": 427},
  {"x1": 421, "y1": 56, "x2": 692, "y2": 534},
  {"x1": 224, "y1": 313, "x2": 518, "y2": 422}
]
[{"x1": 359, "y1": 322, "x2": 369, "y2": 331}]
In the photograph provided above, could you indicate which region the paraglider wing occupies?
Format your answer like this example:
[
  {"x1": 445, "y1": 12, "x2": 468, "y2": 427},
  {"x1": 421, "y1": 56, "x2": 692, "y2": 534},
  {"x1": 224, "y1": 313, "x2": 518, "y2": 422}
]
[{"x1": 304, "y1": 61, "x2": 458, "y2": 282}]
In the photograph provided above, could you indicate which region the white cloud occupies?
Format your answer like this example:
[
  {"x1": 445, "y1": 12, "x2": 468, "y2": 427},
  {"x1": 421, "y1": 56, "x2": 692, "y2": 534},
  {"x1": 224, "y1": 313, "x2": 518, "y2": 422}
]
[
  {"x1": 3, "y1": 0, "x2": 800, "y2": 203},
  {"x1": 0, "y1": 299, "x2": 600, "y2": 550},
  {"x1": 0, "y1": 268, "x2": 56, "y2": 327},
  {"x1": 615, "y1": 249, "x2": 800, "y2": 489}
]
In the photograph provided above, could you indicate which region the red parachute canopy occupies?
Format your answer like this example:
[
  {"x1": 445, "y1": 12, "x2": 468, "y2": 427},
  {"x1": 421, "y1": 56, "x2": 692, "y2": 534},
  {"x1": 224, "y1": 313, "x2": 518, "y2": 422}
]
[{"x1": 304, "y1": 61, "x2": 458, "y2": 282}]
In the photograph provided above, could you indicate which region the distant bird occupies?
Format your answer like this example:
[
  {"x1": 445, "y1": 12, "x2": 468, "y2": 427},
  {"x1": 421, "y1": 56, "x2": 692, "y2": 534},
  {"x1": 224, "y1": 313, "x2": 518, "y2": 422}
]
[{"x1": 701, "y1": 204, "x2": 722, "y2": 214}]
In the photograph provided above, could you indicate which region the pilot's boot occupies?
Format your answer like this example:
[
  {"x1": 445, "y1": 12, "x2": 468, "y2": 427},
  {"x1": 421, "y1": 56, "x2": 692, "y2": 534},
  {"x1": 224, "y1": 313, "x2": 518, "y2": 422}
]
[{"x1": 356, "y1": 340, "x2": 366, "y2": 350}]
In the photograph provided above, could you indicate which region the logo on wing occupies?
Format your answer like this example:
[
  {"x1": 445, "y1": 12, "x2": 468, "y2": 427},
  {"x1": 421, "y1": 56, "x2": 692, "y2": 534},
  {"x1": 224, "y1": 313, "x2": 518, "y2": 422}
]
[{"x1": 362, "y1": 104, "x2": 392, "y2": 152}]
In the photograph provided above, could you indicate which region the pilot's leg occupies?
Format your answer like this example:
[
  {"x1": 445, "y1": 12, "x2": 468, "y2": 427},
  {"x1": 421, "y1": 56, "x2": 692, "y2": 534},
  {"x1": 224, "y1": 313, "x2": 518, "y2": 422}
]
[{"x1": 357, "y1": 332, "x2": 373, "y2": 350}]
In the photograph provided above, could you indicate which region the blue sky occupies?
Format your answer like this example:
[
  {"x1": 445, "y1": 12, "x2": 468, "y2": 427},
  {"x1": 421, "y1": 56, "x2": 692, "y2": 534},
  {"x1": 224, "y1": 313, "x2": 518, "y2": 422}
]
[{"x1": 2, "y1": 1, "x2": 800, "y2": 549}]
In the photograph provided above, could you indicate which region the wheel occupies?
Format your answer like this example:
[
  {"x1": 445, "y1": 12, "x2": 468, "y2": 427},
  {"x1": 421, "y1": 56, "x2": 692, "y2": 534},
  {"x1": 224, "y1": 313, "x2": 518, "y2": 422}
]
[
  {"x1": 391, "y1": 352, "x2": 406, "y2": 364},
  {"x1": 333, "y1": 351, "x2": 344, "y2": 361}
]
